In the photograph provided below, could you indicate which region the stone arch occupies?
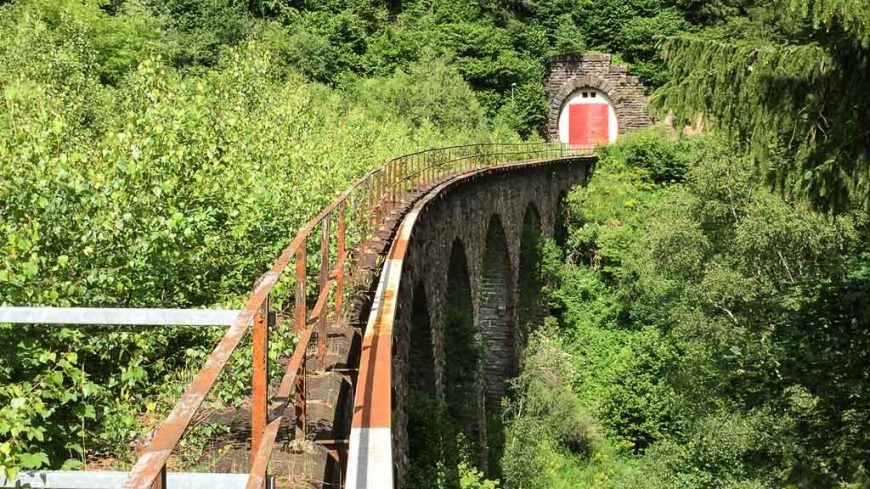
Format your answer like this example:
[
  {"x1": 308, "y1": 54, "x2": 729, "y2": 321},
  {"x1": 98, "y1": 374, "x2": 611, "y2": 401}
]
[
  {"x1": 517, "y1": 203, "x2": 545, "y2": 344},
  {"x1": 548, "y1": 74, "x2": 627, "y2": 142},
  {"x1": 408, "y1": 282, "x2": 435, "y2": 396},
  {"x1": 443, "y1": 238, "x2": 480, "y2": 440},
  {"x1": 479, "y1": 215, "x2": 515, "y2": 410}
]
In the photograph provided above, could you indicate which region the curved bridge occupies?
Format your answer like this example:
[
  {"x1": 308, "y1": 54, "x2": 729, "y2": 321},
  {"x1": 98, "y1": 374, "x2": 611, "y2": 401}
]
[
  {"x1": 348, "y1": 156, "x2": 589, "y2": 488},
  {"x1": 135, "y1": 144, "x2": 594, "y2": 489},
  {"x1": 3, "y1": 144, "x2": 592, "y2": 489}
]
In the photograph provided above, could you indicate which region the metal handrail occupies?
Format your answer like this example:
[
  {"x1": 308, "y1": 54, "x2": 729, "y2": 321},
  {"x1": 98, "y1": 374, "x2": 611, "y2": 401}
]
[{"x1": 122, "y1": 142, "x2": 590, "y2": 489}]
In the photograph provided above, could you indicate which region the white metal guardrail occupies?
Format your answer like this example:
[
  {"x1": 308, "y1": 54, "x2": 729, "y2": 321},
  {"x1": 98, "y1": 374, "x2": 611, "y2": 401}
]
[
  {"x1": 0, "y1": 307, "x2": 240, "y2": 326},
  {"x1": 0, "y1": 308, "x2": 256, "y2": 489},
  {"x1": 1, "y1": 471, "x2": 269, "y2": 489}
]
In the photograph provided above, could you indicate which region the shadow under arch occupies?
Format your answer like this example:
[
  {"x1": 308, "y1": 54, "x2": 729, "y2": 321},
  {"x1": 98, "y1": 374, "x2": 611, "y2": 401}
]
[
  {"x1": 479, "y1": 215, "x2": 515, "y2": 475},
  {"x1": 517, "y1": 202, "x2": 545, "y2": 344},
  {"x1": 479, "y1": 214, "x2": 515, "y2": 409},
  {"x1": 406, "y1": 281, "x2": 447, "y2": 487},
  {"x1": 407, "y1": 239, "x2": 481, "y2": 487},
  {"x1": 554, "y1": 190, "x2": 570, "y2": 249},
  {"x1": 409, "y1": 282, "x2": 435, "y2": 395},
  {"x1": 443, "y1": 239, "x2": 480, "y2": 440}
]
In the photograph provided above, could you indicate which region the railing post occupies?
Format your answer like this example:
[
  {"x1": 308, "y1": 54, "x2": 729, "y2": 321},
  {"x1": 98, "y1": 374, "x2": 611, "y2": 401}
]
[
  {"x1": 251, "y1": 295, "x2": 269, "y2": 470},
  {"x1": 398, "y1": 158, "x2": 404, "y2": 203},
  {"x1": 433, "y1": 151, "x2": 438, "y2": 184},
  {"x1": 386, "y1": 162, "x2": 393, "y2": 206},
  {"x1": 394, "y1": 160, "x2": 399, "y2": 203},
  {"x1": 361, "y1": 180, "x2": 370, "y2": 265},
  {"x1": 376, "y1": 170, "x2": 383, "y2": 227},
  {"x1": 293, "y1": 243, "x2": 308, "y2": 442},
  {"x1": 143, "y1": 466, "x2": 166, "y2": 489},
  {"x1": 391, "y1": 161, "x2": 397, "y2": 206},
  {"x1": 155, "y1": 466, "x2": 166, "y2": 489},
  {"x1": 371, "y1": 175, "x2": 378, "y2": 232},
  {"x1": 387, "y1": 159, "x2": 402, "y2": 203},
  {"x1": 318, "y1": 217, "x2": 330, "y2": 369},
  {"x1": 295, "y1": 350, "x2": 307, "y2": 441},
  {"x1": 421, "y1": 152, "x2": 427, "y2": 187},
  {"x1": 420, "y1": 153, "x2": 425, "y2": 188},
  {"x1": 335, "y1": 204, "x2": 346, "y2": 321},
  {"x1": 434, "y1": 150, "x2": 439, "y2": 180},
  {"x1": 295, "y1": 246, "x2": 307, "y2": 330}
]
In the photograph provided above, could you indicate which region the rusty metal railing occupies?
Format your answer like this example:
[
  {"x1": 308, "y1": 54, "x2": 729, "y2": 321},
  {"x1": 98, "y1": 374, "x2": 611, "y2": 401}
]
[{"x1": 121, "y1": 142, "x2": 591, "y2": 489}]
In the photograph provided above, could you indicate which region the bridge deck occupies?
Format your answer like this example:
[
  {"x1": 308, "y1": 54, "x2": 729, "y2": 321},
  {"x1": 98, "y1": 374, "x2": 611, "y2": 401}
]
[
  {"x1": 204, "y1": 186, "x2": 434, "y2": 488},
  {"x1": 3, "y1": 144, "x2": 588, "y2": 489}
]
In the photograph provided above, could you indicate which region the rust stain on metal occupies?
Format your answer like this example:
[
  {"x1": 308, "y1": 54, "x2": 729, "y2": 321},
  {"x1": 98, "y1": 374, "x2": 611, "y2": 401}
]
[
  {"x1": 251, "y1": 299, "x2": 269, "y2": 465},
  {"x1": 246, "y1": 417, "x2": 281, "y2": 489},
  {"x1": 307, "y1": 279, "x2": 335, "y2": 326},
  {"x1": 126, "y1": 143, "x2": 591, "y2": 489},
  {"x1": 277, "y1": 329, "x2": 313, "y2": 401}
]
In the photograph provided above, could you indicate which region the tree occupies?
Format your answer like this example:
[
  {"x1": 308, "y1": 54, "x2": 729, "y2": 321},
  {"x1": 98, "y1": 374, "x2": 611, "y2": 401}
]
[{"x1": 655, "y1": 0, "x2": 870, "y2": 212}]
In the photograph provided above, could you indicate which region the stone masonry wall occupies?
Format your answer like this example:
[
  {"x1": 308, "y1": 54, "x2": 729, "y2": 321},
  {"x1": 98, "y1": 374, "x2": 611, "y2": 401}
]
[
  {"x1": 545, "y1": 53, "x2": 651, "y2": 141},
  {"x1": 389, "y1": 158, "x2": 591, "y2": 485}
]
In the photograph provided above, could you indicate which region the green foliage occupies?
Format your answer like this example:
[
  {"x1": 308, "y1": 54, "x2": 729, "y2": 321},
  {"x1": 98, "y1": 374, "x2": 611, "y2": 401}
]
[
  {"x1": 510, "y1": 130, "x2": 870, "y2": 487},
  {"x1": 500, "y1": 327, "x2": 600, "y2": 488},
  {"x1": 511, "y1": 329, "x2": 599, "y2": 455},
  {"x1": 0, "y1": 0, "x2": 515, "y2": 472},
  {"x1": 614, "y1": 412, "x2": 781, "y2": 488},
  {"x1": 655, "y1": 0, "x2": 870, "y2": 211},
  {"x1": 349, "y1": 55, "x2": 489, "y2": 133},
  {"x1": 616, "y1": 9, "x2": 690, "y2": 85},
  {"x1": 4, "y1": 0, "x2": 867, "y2": 484},
  {"x1": 0, "y1": 0, "x2": 161, "y2": 86},
  {"x1": 406, "y1": 392, "x2": 500, "y2": 489},
  {"x1": 151, "y1": 0, "x2": 251, "y2": 69}
]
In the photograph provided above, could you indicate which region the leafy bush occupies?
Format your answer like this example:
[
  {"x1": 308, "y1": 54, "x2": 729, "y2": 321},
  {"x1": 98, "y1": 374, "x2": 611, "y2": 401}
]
[
  {"x1": 0, "y1": 2, "x2": 516, "y2": 473},
  {"x1": 348, "y1": 55, "x2": 489, "y2": 133},
  {"x1": 515, "y1": 129, "x2": 870, "y2": 487},
  {"x1": 501, "y1": 328, "x2": 600, "y2": 488},
  {"x1": 406, "y1": 392, "x2": 500, "y2": 489}
]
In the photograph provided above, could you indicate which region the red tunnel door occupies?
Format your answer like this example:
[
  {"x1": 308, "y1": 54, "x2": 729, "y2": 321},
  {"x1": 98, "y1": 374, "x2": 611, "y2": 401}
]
[{"x1": 568, "y1": 104, "x2": 609, "y2": 148}]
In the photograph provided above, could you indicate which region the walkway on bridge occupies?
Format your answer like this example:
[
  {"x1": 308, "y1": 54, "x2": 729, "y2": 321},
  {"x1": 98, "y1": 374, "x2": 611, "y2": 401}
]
[{"x1": 1, "y1": 143, "x2": 592, "y2": 489}]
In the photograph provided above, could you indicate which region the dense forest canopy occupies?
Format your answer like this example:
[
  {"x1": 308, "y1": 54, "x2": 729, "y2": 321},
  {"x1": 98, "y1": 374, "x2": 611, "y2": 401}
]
[
  {"x1": 657, "y1": 0, "x2": 870, "y2": 212},
  {"x1": 1, "y1": 0, "x2": 869, "y2": 487},
  {"x1": 496, "y1": 131, "x2": 870, "y2": 488}
]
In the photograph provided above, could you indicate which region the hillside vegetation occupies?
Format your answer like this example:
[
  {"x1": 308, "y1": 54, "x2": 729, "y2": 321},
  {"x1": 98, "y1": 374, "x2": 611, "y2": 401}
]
[
  {"x1": 1, "y1": 0, "x2": 868, "y2": 486},
  {"x1": 502, "y1": 132, "x2": 869, "y2": 488},
  {"x1": 0, "y1": 0, "x2": 514, "y2": 476}
]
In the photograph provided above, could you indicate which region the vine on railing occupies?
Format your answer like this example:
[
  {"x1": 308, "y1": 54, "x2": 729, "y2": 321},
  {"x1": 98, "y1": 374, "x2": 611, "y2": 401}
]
[{"x1": 122, "y1": 142, "x2": 591, "y2": 489}]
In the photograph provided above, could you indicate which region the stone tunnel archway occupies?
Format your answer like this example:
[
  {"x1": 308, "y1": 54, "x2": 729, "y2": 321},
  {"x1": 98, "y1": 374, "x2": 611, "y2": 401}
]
[{"x1": 544, "y1": 53, "x2": 652, "y2": 143}]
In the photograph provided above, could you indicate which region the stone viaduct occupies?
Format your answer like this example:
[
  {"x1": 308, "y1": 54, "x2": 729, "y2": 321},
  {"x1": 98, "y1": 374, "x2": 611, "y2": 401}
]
[
  {"x1": 346, "y1": 53, "x2": 652, "y2": 489},
  {"x1": 0, "y1": 54, "x2": 652, "y2": 489},
  {"x1": 347, "y1": 157, "x2": 593, "y2": 488}
]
